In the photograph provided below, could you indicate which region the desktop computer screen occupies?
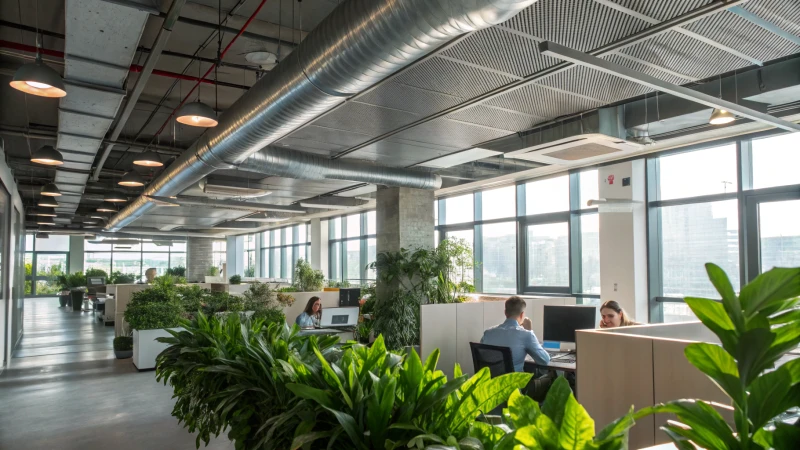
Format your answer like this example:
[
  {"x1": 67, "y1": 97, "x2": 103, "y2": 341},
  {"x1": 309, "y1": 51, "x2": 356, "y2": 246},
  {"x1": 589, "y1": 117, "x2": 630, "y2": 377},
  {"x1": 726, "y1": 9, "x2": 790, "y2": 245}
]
[
  {"x1": 542, "y1": 305, "x2": 596, "y2": 343},
  {"x1": 320, "y1": 307, "x2": 360, "y2": 328}
]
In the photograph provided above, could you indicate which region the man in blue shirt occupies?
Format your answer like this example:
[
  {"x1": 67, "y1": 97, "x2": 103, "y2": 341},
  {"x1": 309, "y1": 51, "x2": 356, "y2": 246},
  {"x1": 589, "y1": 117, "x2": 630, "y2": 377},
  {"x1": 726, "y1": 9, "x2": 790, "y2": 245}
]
[{"x1": 481, "y1": 296, "x2": 552, "y2": 400}]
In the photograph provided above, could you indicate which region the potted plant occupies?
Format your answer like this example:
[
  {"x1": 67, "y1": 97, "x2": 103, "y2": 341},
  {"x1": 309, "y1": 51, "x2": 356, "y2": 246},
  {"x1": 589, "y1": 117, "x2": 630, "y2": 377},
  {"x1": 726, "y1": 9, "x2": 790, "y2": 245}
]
[
  {"x1": 56, "y1": 274, "x2": 70, "y2": 307},
  {"x1": 293, "y1": 259, "x2": 324, "y2": 291},
  {"x1": 229, "y1": 274, "x2": 242, "y2": 285},
  {"x1": 124, "y1": 277, "x2": 182, "y2": 370},
  {"x1": 113, "y1": 336, "x2": 133, "y2": 359},
  {"x1": 59, "y1": 271, "x2": 87, "y2": 311}
]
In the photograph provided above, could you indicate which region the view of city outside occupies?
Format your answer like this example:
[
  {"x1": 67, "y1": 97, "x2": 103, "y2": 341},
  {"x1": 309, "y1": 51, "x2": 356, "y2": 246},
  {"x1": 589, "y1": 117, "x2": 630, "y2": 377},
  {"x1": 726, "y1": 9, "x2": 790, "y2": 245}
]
[
  {"x1": 759, "y1": 200, "x2": 800, "y2": 271},
  {"x1": 526, "y1": 222, "x2": 569, "y2": 287},
  {"x1": 482, "y1": 221, "x2": 516, "y2": 294}
]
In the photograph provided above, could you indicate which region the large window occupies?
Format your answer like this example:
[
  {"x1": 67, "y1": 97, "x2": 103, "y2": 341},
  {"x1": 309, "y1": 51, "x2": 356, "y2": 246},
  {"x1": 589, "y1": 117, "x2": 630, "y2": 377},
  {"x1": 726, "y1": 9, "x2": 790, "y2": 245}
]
[
  {"x1": 434, "y1": 170, "x2": 599, "y2": 299},
  {"x1": 328, "y1": 211, "x2": 376, "y2": 285},
  {"x1": 84, "y1": 238, "x2": 186, "y2": 281},
  {"x1": 25, "y1": 234, "x2": 69, "y2": 296},
  {"x1": 212, "y1": 241, "x2": 226, "y2": 271},
  {"x1": 260, "y1": 224, "x2": 310, "y2": 280},
  {"x1": 648, "y1": 133, "x2": 800, "y2": 323},
  {"x1": 244, "y1": 235, "x2": 256, "y2": 277}
]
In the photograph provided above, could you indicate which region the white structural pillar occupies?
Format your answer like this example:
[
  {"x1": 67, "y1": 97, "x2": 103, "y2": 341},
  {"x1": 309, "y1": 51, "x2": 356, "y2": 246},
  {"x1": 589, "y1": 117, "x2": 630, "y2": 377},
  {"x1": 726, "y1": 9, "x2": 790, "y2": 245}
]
[
  {"x1": 69, "y1": 236, "x2": 85, "y2": 274},
  {"x1": 309, "y1": 218, "x2": 328, "y2": 276},
  {"x1": 598, "y1": 160, "x2": 649, "y2": 323},
  {"x1": 226, "y1": 235, "x2": 243, "y2": 277}
]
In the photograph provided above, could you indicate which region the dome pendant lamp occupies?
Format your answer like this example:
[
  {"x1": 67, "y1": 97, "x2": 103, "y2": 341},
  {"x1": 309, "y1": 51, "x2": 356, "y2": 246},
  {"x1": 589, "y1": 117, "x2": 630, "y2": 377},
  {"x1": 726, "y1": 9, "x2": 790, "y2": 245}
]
[
  {"x1": 40, "y1": 183, "x2": 61, "y2": 197},
  {"x1": 709, "y1": 109, "x2": 735, "y2": 125},
  {"x1": 104, "y1": 192, "x2": 127, "y2": 203},
  {"x1": 133, "y1": 150, "x2": 163, "y2": 167},
  {"x1": 10, "y1": 53, "x2": 66, "y2": 98},
  {"x1": 38, "y1": 197, "x2": 59, "y2": 208},
  {"x1": 34, "y1": 207, "x2": 57, "y2": 217},
  {"x1": 97, "y1": 202, "x2": 118, "y2": 213},
  {"x1": 118, "y1": 171, "x2": 146, "y2": 187},
  {"x1": 30, "y1": 145, "x2": 64, "y2": 166},
  {"x1": 176, "y1": 101, "x2": 218, "y2": 127}
]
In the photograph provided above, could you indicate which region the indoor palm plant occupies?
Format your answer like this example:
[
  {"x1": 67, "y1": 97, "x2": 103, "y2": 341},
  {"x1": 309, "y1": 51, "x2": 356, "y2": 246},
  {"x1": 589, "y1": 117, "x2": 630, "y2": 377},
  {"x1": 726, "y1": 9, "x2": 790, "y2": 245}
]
[{"x1": 634, "y1": 263, "x2": 800, "y2": 449}]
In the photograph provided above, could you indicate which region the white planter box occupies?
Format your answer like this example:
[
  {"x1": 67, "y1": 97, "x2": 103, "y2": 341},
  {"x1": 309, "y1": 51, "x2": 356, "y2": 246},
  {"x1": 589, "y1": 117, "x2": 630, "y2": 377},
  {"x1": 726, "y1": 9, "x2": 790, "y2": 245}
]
[
  {"x1": 132, "y1": 328, "x2": 179, "y2": 370},
  {"x1": 228, "y1": 284, "x2": 249, "y2": 295},
  {"x1": 205, "y1": 276, "x2": 225, "y2": 283}
]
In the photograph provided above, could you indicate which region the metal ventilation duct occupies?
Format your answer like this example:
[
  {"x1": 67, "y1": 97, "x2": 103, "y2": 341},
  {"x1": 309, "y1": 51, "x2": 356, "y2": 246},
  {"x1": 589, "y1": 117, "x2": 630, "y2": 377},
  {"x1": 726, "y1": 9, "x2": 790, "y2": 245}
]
[
  {"x1": 238, "y1": 147, "x2": 441, "y2": 190},
  {"x1": 54, "y1": 0, "x2": 148, "y2": 216},
  {"x1": 105, "y1": 0, "x2": 539, "y2": 231}
]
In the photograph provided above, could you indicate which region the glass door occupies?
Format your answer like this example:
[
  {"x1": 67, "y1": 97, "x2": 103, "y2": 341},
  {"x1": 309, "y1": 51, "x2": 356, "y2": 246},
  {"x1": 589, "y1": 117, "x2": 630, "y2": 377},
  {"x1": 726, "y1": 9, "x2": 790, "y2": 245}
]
[{"x1": 745, "y1": 193, "x2": 800, "y2": 281}]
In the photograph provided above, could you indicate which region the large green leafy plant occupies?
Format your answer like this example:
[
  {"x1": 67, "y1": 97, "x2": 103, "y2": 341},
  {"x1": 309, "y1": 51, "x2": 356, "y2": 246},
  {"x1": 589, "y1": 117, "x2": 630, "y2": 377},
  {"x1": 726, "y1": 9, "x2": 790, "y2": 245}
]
[
  {"x1": 293, "y1": 258, "x2": 325, "y2": 291},
  {"x1": 124, "y1": 276, "x2": 182, "y2": 330},
  {"x1": 636, "y1": 263, "x2": 800, "y2": 449},
  {"x1": 156, "y1": 314, "x2": 340, "y2": 449}
]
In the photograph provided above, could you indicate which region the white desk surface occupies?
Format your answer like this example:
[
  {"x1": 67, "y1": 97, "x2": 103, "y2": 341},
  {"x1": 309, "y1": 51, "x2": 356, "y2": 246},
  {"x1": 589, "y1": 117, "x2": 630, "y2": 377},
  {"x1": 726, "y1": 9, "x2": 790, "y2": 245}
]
[{"x1": 525, "y1": 354, "x2": 576, "y2": 371}]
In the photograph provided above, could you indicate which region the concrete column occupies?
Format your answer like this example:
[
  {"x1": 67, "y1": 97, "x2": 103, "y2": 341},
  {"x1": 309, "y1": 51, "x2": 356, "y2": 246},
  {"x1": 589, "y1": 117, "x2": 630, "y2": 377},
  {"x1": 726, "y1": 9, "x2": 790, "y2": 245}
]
[
  {"x1": 598, "y1": 160, "x2": 648, "y2": 323},
  {"x1": 69, "y1": 236, "x2": 84, "y2": 274},
  {"x1": 187, "y1": 237, "x2": 214, "y2": 282},
  {"x1": 376, "y1": 187, "x2": 435, "y2": 299},
  {"x1": 309, "y1": 218, "x2": 328, "y2": 276}
]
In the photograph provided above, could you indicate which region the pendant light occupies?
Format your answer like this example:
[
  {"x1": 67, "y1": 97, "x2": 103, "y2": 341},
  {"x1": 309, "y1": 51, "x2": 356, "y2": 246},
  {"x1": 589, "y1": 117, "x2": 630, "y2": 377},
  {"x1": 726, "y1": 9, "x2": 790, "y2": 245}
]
[
  {"x1": 104, "y1": 192, "x2": 127, "y2": 203},
  {"x1": 176, "y1": 101, "x2": 218, "y2": 127},
  {"x1": 33, "y1": 207, "x2": 57, "y2": 217},
  {"x1": 97, "y1": 202, "x2": 118, "y2": 212},
  {"x1": 133, "y1": 150, "x2": 163, "y2": 167},
  {"x1": 36, "y1": 218, "x2": 56, "y2": 226},
  {"x1": 118, "y1": 171, "x2": 145, "y2": 187},
  {"x1": 30, "y1": 145, "x2": 64, "y2": 166},
  {"x1": 35, "y1": 232, "x2": 50, "y2": 239},
  {"x1": 709, "y1": 74, "x2": 735, "y2": 125},
  {"x1": 10, "y1": 52, "x2": 66, "y2": 98},
  {"x1": 40, "y1": 182, "x2": 61, "y2": 197},
  {"x1": 38, "y1": 197, "x2": 59, "y2": 207},
  {"x1": 90, "y1": 213, "x2": 110, "y2": 219}
]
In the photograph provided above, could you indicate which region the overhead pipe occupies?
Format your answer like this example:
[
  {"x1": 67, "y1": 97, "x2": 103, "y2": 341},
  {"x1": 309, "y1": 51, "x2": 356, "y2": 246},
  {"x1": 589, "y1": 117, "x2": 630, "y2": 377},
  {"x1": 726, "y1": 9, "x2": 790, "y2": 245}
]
[
  {"x1": 106, "y1": 0, "x2": 539, "y2": 231},
  {"x1": 238, "y1": 147, "x2": 442, "y2": 190},
  {"x1": 92, "y1": 0, "x2": 186, "y2": 182}
]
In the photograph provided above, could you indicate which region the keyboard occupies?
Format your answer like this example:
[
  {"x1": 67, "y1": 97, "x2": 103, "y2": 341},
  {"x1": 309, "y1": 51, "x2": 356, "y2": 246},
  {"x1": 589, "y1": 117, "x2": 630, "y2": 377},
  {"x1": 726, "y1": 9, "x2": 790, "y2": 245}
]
[{"x1": 547, "y1": 351, "x2": 576, "y2": 364}]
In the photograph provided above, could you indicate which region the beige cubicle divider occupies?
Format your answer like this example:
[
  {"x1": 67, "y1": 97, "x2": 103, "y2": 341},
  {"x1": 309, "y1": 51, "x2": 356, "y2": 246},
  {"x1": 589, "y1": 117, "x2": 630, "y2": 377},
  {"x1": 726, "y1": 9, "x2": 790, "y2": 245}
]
[
  {"x1": 576, "y1": 322, "x2": 729, "y2": 449},
  {"x1": 421, "y1": 296, "x2": 576, "y2": 377},
  {"x1": 113, "y1": 284, "x2": 150, "y2": 336}
]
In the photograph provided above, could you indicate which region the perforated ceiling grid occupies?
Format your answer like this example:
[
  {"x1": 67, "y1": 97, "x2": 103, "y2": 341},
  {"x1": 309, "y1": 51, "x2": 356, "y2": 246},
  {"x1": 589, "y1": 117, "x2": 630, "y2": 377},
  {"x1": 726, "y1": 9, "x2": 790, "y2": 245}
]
[
  {"x1": 484, "y1": 83, "x2": 605, "y2": 119},
  {"x1": 608, "y1": 0, "x2": 714, "y2": 22},
  {"x1": 311, "y1": 102, "x2": 422, "y2": 137},
  {"x1": 446, "y1": 105, "x2": 543, "y2": 133},
  {"x1": 356, "y1": 82, "x2": 465, "y2": 116},
  {"x1": 393, "y1": 118, "x2": 510, "y2": 150},
  {"x1": 743, "y1": 0, "x2": 800, "y2": 37},
  {"x1": 391, "y1": 56, "x2": 517, "y2": 99}
]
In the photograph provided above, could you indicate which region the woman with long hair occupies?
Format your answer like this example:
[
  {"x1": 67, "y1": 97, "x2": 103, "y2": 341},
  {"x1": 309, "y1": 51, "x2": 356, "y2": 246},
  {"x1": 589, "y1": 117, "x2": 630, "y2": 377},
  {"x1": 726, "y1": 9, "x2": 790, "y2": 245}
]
[
  {"x1": 599, "y1": 300, "x2": 640, "y2": 328},
  {"x1": 295, "y1": 296, "x2": 322, "y2": 328}
]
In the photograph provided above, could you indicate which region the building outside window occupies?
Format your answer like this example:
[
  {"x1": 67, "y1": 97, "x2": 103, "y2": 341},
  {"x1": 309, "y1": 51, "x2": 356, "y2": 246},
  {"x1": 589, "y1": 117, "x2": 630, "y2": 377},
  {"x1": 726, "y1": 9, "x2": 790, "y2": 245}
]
[
  {"x1": 84, "y1": 238, "x2": 186, "y2": 282},
  {"x1": 261, "y1": 224, "x2": 310, "y2": 281},
  {"x1": 243, "y1": 235, "x2": 256, "y2": 277},
  {"x1": 212, "y1": 241, "x2": 226, "y2": 272},
  {"x1": 328, "y1": 211, "x2": 376, "y2": 285},
  {"x1": 25, "y1": 233, "x2": 69, "y2": 296}
]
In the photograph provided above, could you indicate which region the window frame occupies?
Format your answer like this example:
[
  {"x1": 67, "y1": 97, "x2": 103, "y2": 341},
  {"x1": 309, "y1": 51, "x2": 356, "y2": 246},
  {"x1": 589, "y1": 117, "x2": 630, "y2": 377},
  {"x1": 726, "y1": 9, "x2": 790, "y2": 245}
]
[
  {"x1": 260, "y1": 225, "x2": 311, "y2": 281},
  {"x1": 328, "y1": 211, "x2": 376, "y2": 285}
]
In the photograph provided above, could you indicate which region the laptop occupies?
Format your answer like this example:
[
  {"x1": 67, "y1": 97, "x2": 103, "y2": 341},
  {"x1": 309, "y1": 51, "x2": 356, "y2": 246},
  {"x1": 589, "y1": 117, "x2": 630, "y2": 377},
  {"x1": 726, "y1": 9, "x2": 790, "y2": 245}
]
[{"x1": 319, "y1": 307, "x2": 360, "y2": 328}]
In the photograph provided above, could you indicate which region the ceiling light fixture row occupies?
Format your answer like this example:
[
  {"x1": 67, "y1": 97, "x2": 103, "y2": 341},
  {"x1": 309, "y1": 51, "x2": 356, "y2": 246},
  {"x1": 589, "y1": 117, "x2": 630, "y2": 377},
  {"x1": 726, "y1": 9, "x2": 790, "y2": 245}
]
[
  {"x1": 104, "y1": 192, "x2": 127, "y2": 203},
  {"x1": 118, "y1": 171, "x2": 146, "y2": 187},
  {"x1": 10, "y1": 52, "x2": 66, "y2": 98},
  {"x1": 30, "y1": 145, "x2": 64, "y2": 166},
  {"x1": 40, "y1": 183, "x2": 61, "y2": 196},
  {"x1": 133, "y1": 150, "x2": 163, "y2": 167},
  {"x1": 38, "y1": 197, "x2": 59, "y2": 208}
]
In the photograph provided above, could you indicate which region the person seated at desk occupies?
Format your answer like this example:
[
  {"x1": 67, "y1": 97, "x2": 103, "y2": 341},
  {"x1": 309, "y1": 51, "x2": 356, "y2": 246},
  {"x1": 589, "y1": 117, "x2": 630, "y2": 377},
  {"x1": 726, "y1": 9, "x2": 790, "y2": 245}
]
[
  {"x1": 599, "y1": 300, "x2": 640, "y2": 328},
  {"x1": 481, "y1": 296, "x2": 551, "y2": 401},
  {"x1": 296, "y1": 296, "x2": 322, "y2": 329}
]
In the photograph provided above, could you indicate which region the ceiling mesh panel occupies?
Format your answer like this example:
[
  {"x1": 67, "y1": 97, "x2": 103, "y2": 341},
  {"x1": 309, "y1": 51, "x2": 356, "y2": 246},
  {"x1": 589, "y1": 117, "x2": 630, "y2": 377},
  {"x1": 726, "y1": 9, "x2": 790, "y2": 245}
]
[
  {"x1": 311, "y1": 102, "x2": 421, "y2": 137},
  {"x1": 620, "y1": 30, "x2": 751, "y2": 79},
  {"x1": 603, "y1": 53, "x2": 696, "y2": 84},
  {"x1": 440, "y1": 27, "x2": 558, "y2": 77},
  {"x1": 356, "y1": 82, "x2": 465, "y2": 116},
  {"x1": 392, "y1": 118, "x2": 510, "y2": 149},
  {"x1": 502, "y1": 0, "x2": 649, "y2": 51},
  {"x1": 743, "y1": 0, "x2": 800, "y2": 37},
  {"x1": 447, "y1": 105, "x2": 543, "y2": 132},
  {"x1": 684, "y1": 10, "x2": 800, "y2": 63},
  {"x1": 484, "y1": 83, "x2": 604, "y2": 118},
  {"x1": 607, "y1": 0, "x2": 714, "y2": 22},
  {"x1": 536, "y1": 65, "x2": 653, "y2": 103},
  {"x1": 392, "y1": 55, "x2": 517, "y2": 98}
]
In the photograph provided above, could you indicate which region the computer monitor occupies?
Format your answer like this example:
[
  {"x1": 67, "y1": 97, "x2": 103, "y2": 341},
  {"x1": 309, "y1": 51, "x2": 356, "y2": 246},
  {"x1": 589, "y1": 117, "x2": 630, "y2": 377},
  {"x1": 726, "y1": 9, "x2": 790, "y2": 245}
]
[
  {"x1": 320, "y1": 307, "x2": 360, "y2": 328},
  {"x1": 543, "y1": 305, "x2": 596, "y2": 344},
  {"x1": 339, "y1": 288, "x2": 362, "y2": 307}
]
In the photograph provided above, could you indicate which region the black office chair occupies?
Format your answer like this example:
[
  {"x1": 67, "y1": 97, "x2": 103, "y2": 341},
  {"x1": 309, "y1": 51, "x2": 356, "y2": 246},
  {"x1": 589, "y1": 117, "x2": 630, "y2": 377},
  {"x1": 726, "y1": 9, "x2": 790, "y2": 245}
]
[{"x1": 470, "y1": 342, "x2": 515, "y2": 378}]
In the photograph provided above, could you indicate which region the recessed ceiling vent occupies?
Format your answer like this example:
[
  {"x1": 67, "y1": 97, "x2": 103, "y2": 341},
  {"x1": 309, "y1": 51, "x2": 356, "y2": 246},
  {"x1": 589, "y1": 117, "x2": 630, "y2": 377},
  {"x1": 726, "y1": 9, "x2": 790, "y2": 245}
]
[
  {"x1": 503, "y1": 107, "x2": 642, "y2": 165},
  {"x1": 198, "y1": 179, "x2": 271, "y2": 198}
]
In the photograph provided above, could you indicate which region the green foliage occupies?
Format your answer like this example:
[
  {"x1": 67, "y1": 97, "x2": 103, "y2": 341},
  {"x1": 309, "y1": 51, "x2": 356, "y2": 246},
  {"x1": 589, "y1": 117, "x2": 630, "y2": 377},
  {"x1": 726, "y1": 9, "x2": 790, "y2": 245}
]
[
  {"x1": 326, "y1": 279, "x2": 351, "y2": 288},
  {"x1": 498, "y1": 378, "x2": 635, "y2": 450},
  {"x1": 277, "y1": 286, "x2": 298, "y2": 292},
  {"x1": 85, "y1": 268, "x2": 109, "y2": 279},
  {"x1": 124, "y1": 277, "x2": 182, "y2": 330},
  {"x1": 58, "y1": 271, "x2": 87, "y2": 290},
  {"x1": 155, "y1": 314, "x2": 340, "y2": 449},
  {"x1": 108, "y1": 271, "x2": 137, "y2": 284},
  {"x1": 244, "y1": 266, "x2": 255, "y2": 277},
  {"x1": 372, "y1": 289, "x2": 422, "y2": 351},
  {"x1": 635, "y1": 264, "x2": 800, "y2": 449},
  {"x1": 113, "y1": 336, "x2": 133, "y2": 351},
  {"x1": 293, "y1": 258, "x2": 325, "y2": 291},
  {"x1": 207, "y1": 266, "x2": 220, "y2": 276},
  {"x1": 166, "y1": 266, "x2": 186, "y2": 277},
  {"x1": 228, "y1": 275, "x2": 242, "y2": 285}
]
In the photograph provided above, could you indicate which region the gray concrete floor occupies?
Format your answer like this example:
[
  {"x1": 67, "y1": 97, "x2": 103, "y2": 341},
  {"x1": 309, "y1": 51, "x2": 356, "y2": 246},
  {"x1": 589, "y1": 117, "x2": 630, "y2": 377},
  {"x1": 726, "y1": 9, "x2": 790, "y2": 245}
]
[{"x1": 0, "y1": 298, "x2": 233, "y2": 450}]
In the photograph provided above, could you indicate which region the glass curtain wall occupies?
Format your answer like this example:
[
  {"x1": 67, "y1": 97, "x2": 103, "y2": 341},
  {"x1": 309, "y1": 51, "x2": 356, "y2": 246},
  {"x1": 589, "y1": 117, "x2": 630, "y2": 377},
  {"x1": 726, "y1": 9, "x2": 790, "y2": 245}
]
[
  {"x1": 260, "y1": 224, "x2": 310, "y2": 281},
  {"x1": 328, "y1": 211, "x2": 377, "y2": 285},
  {"x1": 212, "y1": 241, "x2": 226, "y2": 271},
  {"x1": 434, "y1": 169, "x2": 599, "y2": 300},
  {"x1": 25, "y1": 234, "x2": 69, "y2": 296},
  {"x1": 647, "y1": 132, "x2": 800, "y2": 322},
  {"x1": 84, "y1": 239, "x2": 187, "y2": 281}
]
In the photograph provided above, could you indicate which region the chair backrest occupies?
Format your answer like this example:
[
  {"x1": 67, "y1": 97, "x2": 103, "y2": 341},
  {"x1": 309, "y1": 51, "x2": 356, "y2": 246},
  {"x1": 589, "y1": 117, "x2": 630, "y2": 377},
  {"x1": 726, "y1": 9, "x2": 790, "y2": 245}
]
[{"x1": 470, "y1": 342, "x2": 515, "y2": 377}]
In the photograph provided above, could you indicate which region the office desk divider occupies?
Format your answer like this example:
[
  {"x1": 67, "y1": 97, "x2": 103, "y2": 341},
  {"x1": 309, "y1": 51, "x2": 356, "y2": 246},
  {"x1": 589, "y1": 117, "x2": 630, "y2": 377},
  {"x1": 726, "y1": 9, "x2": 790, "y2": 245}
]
[
  {"x1": 420, "y1": 296, "x2": 577, "y2": 378},
  {"x1": 576, "y1": 322, "x2": 729, "y2": 450}
]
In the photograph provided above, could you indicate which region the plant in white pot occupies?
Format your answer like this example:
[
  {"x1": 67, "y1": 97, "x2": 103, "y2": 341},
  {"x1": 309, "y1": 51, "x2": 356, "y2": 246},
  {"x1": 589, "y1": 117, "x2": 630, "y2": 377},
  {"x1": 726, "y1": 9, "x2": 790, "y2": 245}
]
[{"x1": 124, "y1": 276, "x2": 182, "y2": 370}]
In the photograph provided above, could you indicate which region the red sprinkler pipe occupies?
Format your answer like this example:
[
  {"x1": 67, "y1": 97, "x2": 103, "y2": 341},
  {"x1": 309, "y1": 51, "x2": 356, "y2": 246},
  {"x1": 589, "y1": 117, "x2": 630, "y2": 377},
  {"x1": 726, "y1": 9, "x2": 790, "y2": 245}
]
[{"x1": 150, "y1": 0, "x2": 271, "y2": 138}]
